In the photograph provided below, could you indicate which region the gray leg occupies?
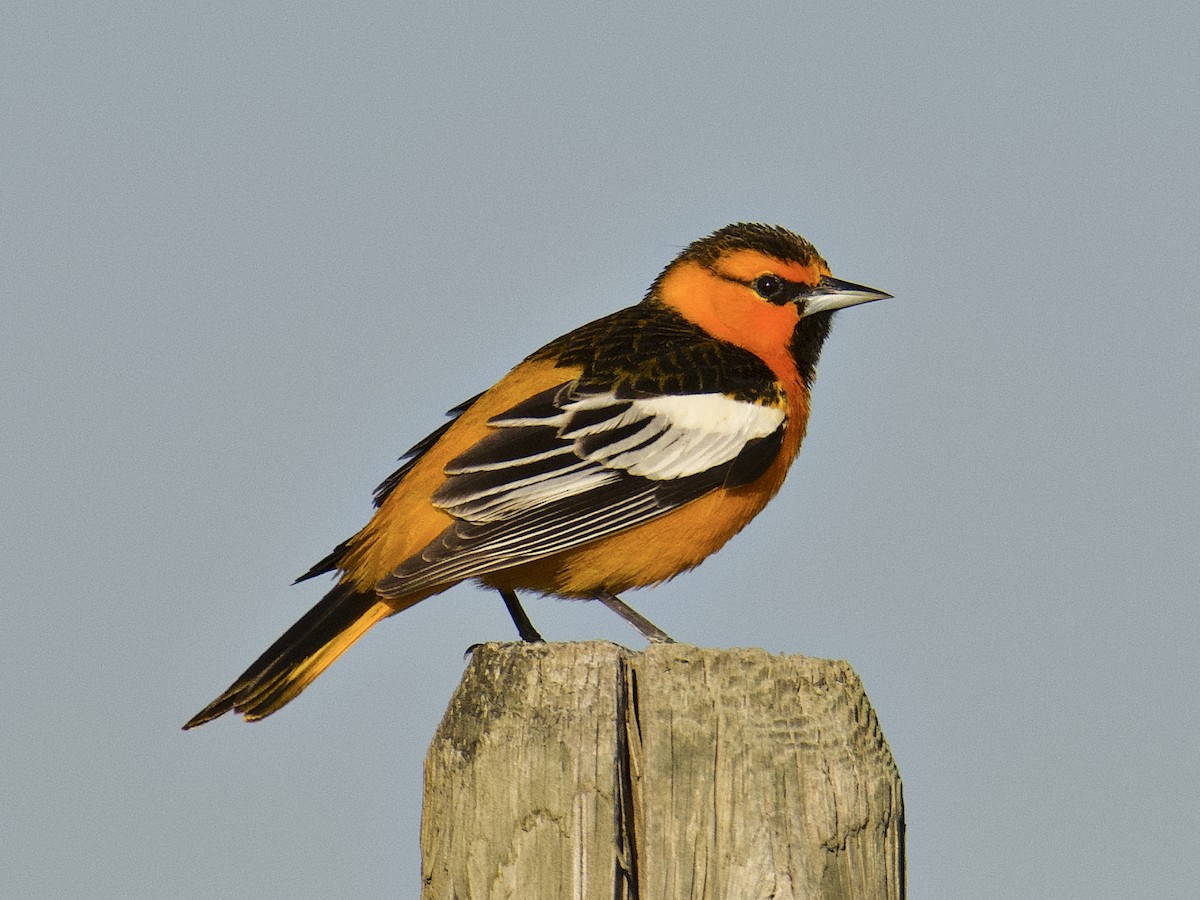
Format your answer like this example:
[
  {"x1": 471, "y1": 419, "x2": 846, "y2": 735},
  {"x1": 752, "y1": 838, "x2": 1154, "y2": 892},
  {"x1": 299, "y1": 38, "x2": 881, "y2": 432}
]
[{"x1": 594, "y1": 590, "x2": 675, "y2": 643}]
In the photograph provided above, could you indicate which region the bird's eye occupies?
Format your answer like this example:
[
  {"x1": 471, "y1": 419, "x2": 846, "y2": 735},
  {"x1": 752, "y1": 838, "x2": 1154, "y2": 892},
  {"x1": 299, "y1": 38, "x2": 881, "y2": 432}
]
[{"x1": 753, "y1": 274, "x2": 784, "y2": 299}]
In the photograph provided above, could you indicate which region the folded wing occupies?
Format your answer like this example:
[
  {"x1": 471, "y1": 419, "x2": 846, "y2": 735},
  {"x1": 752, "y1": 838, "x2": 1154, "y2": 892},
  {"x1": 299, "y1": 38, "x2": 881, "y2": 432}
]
[{"x1": 376, "y1": 382, "x2": 785, "y2": 598}]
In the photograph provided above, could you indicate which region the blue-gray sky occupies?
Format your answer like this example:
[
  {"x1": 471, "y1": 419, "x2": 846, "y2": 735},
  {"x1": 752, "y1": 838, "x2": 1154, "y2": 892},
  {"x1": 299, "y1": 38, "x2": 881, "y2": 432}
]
[{"x1": 3, "y1": 2, "x2": 1197, "y2": 897}]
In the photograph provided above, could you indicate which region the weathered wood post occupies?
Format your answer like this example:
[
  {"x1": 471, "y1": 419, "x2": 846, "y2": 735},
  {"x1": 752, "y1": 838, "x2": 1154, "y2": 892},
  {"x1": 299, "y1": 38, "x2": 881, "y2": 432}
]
[{"x1": 421, "y1": 641, "x2": 904, "y2": 899}]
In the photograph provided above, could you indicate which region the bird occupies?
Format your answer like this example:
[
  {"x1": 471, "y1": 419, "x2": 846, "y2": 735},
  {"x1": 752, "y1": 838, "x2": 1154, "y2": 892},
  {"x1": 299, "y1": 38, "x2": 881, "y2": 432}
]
[{"x1": 184, "y1": 223, "x2": 890, "y2": 728}]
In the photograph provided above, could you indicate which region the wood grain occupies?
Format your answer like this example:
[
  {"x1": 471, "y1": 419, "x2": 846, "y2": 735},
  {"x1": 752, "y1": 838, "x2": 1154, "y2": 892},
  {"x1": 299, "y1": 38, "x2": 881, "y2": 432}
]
[{"x1": 422, "y1": 642, "x2": 904, "y2": 899}]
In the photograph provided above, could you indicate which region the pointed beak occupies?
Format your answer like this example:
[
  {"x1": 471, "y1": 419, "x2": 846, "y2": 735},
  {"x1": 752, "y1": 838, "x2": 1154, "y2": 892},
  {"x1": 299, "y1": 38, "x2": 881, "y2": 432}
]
[{"x1": 799, "y1": 276, "x2": 892, "y2": 317}]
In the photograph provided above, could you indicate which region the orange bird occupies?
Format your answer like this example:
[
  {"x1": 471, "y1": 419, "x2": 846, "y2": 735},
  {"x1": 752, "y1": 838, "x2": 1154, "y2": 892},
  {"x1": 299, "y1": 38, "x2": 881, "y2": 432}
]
[{"x1": 184, "y1": 223, "x2": 890, "y2": 727}]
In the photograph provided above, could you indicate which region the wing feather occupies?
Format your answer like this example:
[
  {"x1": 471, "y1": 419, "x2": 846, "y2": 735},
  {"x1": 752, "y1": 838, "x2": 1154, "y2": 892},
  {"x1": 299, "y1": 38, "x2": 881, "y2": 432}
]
[{"x1": 377, "y1": 382, "x2": 785, "y2": 598}]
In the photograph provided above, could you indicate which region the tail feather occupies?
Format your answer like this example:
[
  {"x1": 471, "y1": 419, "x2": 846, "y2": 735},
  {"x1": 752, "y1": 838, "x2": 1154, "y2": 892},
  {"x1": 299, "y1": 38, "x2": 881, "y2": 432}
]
[{"x1": 183, "y1": 583, "x2": 394, "y2": 729}]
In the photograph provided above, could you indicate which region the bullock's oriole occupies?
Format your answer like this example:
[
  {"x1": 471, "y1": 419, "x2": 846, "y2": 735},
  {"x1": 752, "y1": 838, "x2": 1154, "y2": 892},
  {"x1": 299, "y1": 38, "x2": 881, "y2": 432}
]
[{"x1": 184, "y1": 223, "x2": 890, "y2": 727}]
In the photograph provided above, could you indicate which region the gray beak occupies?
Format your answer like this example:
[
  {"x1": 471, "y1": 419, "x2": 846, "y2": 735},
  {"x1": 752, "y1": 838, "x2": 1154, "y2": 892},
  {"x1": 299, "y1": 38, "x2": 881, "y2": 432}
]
[{"x1": 799, "y1": 276, "x2": 892, "y2": 317}]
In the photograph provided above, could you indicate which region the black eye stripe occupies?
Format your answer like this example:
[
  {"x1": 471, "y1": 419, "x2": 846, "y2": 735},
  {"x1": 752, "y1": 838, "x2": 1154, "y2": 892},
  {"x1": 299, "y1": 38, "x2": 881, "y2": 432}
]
[
  {"x1": 752, "y1": 274, "x2": 805, "y2": 304},
  {"x1": 715, "y1": 271, "x2": 806, "y2": 304}
]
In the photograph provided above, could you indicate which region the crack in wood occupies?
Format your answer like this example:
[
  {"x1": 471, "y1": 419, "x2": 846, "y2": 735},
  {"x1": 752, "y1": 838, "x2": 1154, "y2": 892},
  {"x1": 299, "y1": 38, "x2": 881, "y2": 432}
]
[{"x1": 614, "y1": 657, "x2": 641, "y2": 900}]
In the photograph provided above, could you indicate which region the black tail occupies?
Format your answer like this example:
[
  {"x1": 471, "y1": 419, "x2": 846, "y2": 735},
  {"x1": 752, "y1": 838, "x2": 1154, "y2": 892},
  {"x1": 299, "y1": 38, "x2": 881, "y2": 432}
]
[{"x1": 183, "y1": 583, "x2": 392, "y2": 728}]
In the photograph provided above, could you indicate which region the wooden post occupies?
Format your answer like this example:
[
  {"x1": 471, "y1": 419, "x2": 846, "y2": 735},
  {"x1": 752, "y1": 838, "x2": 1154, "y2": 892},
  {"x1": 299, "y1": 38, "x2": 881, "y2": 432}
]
[{"x1": 421, "y1": 641, "x2": 904, "y2": 899}]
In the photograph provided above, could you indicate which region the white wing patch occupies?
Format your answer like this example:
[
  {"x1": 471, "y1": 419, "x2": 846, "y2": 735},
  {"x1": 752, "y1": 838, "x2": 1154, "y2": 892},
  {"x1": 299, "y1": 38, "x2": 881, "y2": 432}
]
[
  {"x1": 436, "y1": 390, "x2": 784, "y2": 524},
  {"x1": 567, "y1": 394, "x2": 783, "y2": 479}
]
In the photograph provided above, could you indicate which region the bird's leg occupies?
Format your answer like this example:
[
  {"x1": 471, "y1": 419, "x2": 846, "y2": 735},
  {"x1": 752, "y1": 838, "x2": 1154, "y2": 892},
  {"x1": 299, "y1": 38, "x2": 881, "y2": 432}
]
[
  {"x1": 593, "y1": 590, "x2": 675, "y2": 643},
  {"x1": 498, "y1": 589, "x2": 545, "y2": 643}
]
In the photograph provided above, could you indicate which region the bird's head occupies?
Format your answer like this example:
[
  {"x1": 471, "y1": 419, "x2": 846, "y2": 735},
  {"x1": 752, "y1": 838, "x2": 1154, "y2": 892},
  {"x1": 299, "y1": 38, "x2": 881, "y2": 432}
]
[{"x1": 650, "y1": 223, "x2": 890, "y2": 383}]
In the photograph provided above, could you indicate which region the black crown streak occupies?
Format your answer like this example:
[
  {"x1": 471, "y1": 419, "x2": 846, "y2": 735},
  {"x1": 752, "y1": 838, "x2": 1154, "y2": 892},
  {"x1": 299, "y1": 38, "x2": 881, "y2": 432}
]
[
  {"x1": 668, "y1": 222, "x2": 824, "y2": 273},
  {"x1": 527, "y1": 303, "x2": 783, "y2": 405}
]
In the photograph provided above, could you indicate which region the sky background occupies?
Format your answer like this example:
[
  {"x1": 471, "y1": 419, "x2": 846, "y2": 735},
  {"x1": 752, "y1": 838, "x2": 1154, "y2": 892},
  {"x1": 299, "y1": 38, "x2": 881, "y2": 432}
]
[{"x1": 3, "y1": 2, "x2": 1198, "y2": 897}]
